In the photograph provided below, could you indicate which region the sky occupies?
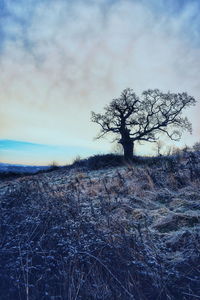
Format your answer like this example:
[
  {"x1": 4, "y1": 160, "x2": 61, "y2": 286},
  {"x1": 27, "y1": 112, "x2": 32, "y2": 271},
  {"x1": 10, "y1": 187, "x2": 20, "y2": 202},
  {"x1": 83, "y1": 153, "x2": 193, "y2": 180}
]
[{"x1": 0, "y1": 0, "x2": 200, "y2": 165}]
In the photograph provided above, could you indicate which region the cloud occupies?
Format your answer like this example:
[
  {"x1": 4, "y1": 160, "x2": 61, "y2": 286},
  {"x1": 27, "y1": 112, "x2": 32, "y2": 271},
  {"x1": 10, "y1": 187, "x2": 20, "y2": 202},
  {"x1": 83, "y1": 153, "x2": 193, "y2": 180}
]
[{"x1": 0, "y1": 0, "x2": 200, "y2": 163}]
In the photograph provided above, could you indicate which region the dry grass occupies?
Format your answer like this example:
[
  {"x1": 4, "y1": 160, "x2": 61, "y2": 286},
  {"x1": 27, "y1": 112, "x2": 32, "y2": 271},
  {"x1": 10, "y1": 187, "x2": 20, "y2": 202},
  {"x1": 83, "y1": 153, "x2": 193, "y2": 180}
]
[{"x1": 0, "y1": 152, "x2": 200, "y2": 299}]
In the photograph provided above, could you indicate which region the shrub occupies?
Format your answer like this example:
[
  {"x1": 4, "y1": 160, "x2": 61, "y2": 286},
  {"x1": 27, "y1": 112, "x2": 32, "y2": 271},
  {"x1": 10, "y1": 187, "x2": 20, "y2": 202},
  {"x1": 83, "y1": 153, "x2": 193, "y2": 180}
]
[{"x1": 86, "y1": 154, "x2": 124, "y2": 170}]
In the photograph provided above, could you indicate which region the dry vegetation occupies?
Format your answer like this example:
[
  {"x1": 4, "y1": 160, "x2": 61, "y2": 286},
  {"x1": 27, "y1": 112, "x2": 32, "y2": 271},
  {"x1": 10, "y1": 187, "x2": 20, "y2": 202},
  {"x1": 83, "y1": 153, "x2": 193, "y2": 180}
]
[{"x1": 0, "y1": 151, "x2": 200, "y2": 299}]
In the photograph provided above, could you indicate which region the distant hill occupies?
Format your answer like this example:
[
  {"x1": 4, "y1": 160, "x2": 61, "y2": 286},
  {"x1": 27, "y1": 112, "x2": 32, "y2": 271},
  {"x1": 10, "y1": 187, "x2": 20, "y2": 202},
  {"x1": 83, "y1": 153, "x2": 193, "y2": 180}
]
[{"x1": 0, "y1": 163, "x2": 51, "y2": 174}]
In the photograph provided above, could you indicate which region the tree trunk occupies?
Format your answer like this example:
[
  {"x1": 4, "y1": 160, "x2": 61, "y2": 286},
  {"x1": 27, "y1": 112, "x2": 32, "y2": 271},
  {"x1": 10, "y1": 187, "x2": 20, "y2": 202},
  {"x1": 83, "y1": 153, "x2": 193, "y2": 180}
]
[
  {"x1": 121, "y1": 140, "x2": 134, "y2": 162},
  {"x1": 119, "y1": 127, "x2": 134, "y2": 162}
]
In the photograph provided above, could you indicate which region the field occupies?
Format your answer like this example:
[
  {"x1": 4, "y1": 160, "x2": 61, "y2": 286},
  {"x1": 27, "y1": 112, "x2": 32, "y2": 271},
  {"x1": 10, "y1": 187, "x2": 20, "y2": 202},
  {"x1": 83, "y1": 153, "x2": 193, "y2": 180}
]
[{"x1": 0, "y1": 152, "x2": 200, "y2": 299}]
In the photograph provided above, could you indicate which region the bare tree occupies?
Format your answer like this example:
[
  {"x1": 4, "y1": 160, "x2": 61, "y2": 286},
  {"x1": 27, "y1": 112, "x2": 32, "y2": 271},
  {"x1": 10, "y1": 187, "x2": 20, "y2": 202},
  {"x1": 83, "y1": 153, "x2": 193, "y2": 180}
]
[
  {"x1": 154, "y1": 140, "x2": 164, "y2": 156},
  {"x1": 193, "y1": 142, "x2": 200, "y2": 151},
  {"x1": 91, "y1": 88, "x2": 196, "y2": 161}
]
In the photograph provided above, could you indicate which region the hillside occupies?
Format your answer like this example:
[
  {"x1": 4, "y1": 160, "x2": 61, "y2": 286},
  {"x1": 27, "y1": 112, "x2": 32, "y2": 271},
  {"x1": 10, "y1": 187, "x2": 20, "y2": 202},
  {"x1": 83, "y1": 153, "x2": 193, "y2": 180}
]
[{"x1": 0, "y1": 153, "x2": 200, "y2": 299}]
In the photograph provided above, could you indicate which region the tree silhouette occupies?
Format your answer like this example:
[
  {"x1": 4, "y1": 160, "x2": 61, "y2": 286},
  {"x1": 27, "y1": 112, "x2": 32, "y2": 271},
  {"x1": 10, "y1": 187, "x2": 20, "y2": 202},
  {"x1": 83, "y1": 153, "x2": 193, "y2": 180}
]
[{"x1": 91, "y1": 88, "x2": 196, "y2": 161}]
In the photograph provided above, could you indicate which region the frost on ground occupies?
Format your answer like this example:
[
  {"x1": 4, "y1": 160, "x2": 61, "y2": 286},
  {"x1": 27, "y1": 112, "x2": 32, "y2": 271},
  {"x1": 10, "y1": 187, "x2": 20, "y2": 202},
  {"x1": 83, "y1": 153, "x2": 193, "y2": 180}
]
[{"x1": 0, "y1": 153, "x2": 200, "y2": 299}]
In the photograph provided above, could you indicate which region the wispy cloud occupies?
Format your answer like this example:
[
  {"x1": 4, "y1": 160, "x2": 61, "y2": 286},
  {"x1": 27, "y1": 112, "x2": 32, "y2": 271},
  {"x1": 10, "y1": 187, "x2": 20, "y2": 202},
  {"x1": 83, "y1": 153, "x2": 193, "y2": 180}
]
[{"x1": 0, "y1": 0, "x2": 200, "y2": 163}]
